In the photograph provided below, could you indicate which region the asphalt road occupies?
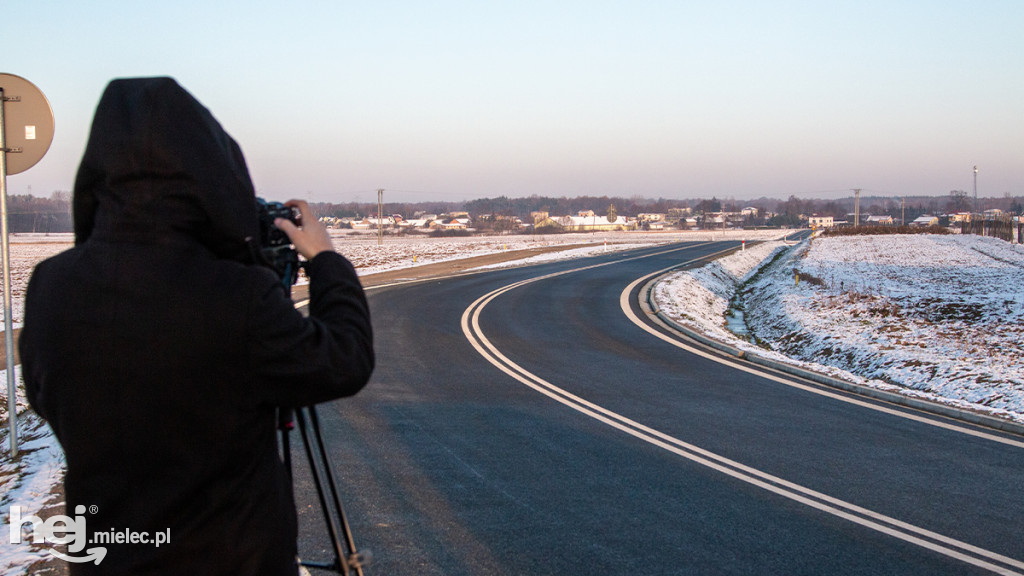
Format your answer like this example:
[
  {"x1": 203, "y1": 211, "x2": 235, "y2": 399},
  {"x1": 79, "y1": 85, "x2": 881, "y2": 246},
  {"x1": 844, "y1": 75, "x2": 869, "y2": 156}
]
[{"x1": 292, "y1": 239, "x2": 1024, "y2": 575}]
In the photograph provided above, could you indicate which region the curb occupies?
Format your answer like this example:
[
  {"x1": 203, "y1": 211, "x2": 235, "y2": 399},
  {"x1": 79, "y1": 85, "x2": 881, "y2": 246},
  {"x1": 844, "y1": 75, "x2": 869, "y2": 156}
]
[{"x1": 641, "y1": 270, "x2": 1024, "y2": 439}]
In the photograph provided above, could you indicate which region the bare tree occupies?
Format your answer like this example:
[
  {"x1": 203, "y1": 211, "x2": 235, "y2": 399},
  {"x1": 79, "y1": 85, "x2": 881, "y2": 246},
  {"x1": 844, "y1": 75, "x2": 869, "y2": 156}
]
[{"x1": 948, "y1": 190, "x2": 969, "y2": 213}]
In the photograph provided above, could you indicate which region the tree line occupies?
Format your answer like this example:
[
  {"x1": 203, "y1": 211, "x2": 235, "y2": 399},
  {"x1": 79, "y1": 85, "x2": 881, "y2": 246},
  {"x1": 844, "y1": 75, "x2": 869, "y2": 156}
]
[
  {"x1": 4, "y1": 192, "x2": 72, "y2": 233},
  {"x1": 312, "y1": 191, "x2": 1023, "y2": 228},
  {"x1": 7, "y1": 190, "x2": 1021, "y2": 234}
]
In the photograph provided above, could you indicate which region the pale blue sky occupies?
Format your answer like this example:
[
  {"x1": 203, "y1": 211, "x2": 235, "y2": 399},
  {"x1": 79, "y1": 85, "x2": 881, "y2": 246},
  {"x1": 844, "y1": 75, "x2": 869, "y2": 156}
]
[{"x1": 3, "y1": 1, "x2": 1022, "y2": 203}]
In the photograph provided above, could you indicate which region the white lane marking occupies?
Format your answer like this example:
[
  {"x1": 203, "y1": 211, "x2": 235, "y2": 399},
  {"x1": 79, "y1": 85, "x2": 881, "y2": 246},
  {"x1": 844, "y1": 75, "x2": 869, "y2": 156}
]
[
  {"x1": 460, "y1": 255, "x2": 1024, "y2": 576},
  {"x1": 620, "y1": 269, "x2": 1024, "y2": 450}
]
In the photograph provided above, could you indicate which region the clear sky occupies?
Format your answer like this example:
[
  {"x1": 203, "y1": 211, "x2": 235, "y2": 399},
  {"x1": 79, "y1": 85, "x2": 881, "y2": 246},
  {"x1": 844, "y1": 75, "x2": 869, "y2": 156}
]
[{"x1": 3, "y1": 1, "x2": 1022, "y2": 204}]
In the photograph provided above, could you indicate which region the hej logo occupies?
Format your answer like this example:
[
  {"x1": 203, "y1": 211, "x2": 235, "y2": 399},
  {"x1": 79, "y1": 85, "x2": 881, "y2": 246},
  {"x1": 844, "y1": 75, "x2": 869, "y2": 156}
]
[{"x1": 9, "y1": 505, "x2": 107, "y2": 564}]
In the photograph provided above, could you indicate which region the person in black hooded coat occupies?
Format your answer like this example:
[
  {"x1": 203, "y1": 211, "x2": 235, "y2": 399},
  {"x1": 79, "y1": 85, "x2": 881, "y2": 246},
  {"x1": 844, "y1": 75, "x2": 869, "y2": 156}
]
[{"x1": 19, "y1": 77, "x2": 374, "y2": 575}]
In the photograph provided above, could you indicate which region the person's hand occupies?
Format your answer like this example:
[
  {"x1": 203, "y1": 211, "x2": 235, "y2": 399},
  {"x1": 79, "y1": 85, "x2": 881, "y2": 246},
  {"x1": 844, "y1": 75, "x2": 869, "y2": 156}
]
[{"x1": 274, "y1": 200, "x2": 334, "y2": 260}]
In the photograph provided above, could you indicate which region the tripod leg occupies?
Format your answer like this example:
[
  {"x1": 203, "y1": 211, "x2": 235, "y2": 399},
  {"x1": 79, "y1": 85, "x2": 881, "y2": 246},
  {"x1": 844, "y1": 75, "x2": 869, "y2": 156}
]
[
  {"x1": 295, "y1": 407, "x2": 369, "y2": 575},
  {"x1": 308, "y1": 407, "x2": 367, "y2": 575}
]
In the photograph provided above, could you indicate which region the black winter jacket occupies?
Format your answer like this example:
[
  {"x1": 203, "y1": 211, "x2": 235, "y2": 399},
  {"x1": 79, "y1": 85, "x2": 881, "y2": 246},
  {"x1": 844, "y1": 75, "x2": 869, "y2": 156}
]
[{"x1": 19, "y1": 77, "x2": 374, "y2": 575}]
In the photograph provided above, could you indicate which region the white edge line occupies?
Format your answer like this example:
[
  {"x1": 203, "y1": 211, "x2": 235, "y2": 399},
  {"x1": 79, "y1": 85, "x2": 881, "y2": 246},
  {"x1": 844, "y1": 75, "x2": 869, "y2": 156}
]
[
  {"x1": 621, "y1": 270, "x2": 1024, "y2": 450},
  {"x1": 459, "y1": 251, "x2": 1024, "y2": 576}
]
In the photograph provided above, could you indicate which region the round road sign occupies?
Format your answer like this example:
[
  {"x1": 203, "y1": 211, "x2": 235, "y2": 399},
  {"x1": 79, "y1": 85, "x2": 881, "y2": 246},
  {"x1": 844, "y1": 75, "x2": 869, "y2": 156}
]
[{"x1": 1, "y1": 74, "x2": 55, "y2": 175}]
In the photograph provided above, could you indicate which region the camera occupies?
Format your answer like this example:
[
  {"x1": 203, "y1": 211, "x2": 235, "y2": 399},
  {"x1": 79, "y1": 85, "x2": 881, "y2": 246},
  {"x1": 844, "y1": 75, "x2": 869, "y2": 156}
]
[{"x1": 255, "y1": 198, "x2": 301, "y2": 287}]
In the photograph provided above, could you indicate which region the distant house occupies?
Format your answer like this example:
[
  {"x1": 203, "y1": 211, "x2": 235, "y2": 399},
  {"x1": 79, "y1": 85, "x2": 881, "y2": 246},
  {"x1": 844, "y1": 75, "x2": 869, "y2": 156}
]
[
  {"x1": 808, "y1": 215, "x2": 834, "y2": 228},
  {"x1": 431, "y1": 218, "x2": 469, "y2": 230},
  {"x1": 533, "y1": 216, "x2": 561, "y2": 231},
  {"x1": 350, "y1": 216, "x2": 394, "y2": 230},
  {"x1": 319, "y1": 216, "x2": 346, "y2": 228},
  {"x1": 350, "y1": 218, "x2": 373, "y2": 231},
  {"x1": 399, "y1": 218, "x2": 432, "y2": 231},
  {"x1": 638, "y1": 213, "x2": 666, "y2": 222},
  {"x1": 866, "y1": 215, "x2": 894, "y2": 225},
  {"x1": 550, "y1": 215, "x2": 633, "y2": 232},
  {"x1": 911, "y1": 215, "x2": 939, "y2": 227}
]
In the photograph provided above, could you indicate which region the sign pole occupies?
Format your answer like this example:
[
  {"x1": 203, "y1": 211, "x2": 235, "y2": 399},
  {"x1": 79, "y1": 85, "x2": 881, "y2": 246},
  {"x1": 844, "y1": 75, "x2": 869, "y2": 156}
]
[{"x1": 0, "y1": 86, "x2": 18, "y2": 457}]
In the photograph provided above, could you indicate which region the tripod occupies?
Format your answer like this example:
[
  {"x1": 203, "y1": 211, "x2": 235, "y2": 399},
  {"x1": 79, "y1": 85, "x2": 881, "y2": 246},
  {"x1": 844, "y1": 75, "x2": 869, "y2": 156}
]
[
  {"x1": 280, "y1": 405, "x2": 371, "y2": 575},
  {"x1": 257, "y1": 236, "x2": 369, "y2": 573}
]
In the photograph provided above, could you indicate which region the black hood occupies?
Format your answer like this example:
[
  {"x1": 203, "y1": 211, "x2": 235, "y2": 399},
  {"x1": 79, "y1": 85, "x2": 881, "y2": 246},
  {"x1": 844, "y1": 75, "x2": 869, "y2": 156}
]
[{"x1": 73, "y1": 77, "x2": 258, "y2": 260}]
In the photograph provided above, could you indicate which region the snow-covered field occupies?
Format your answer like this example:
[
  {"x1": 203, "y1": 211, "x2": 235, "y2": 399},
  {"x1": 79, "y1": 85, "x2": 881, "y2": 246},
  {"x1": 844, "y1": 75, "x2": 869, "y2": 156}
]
[
  {"x1": 653, "y1": 233, "x2": 1024, "y2": 425},
  {"x1": 331, "y1": 229, "x2": 787, "y2": 276},
  {"x1": 0, "y1": 235, "x2": 74, "y2": 328},
  {"x1": 335, "y1": 231, "x2": 655, "y2": 276}
]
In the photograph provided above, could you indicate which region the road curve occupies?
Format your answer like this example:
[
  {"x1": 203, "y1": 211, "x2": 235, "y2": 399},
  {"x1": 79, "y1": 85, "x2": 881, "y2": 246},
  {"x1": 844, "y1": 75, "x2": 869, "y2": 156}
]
[{"x1": 293, "y1": 240, "x2": 1024, "y2": 576}]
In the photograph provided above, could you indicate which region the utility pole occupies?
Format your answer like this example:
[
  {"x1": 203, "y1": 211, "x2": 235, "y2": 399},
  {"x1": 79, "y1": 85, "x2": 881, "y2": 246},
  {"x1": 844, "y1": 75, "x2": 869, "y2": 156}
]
[
  {"x1": 973, "y1": 165, "x2": 979, "y2": 213},
  {"x1": 377, "y1": 188, "x2": 384, "y2": 246},
  {"x1": 853, "y1": 189, "x2": 862, "y2": 228},
  {"x1": 901, "y1": 197, "x2": 905, "y2": 227}
]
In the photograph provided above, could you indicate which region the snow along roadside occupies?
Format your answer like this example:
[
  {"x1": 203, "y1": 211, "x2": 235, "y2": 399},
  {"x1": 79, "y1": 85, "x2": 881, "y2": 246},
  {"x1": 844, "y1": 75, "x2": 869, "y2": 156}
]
[
  {"x1": 1, "y1": 366, "x2": 66, "y2": 576},
  {"x1": 650, "y1": 235, "x2": 1024, "y2": 430}
]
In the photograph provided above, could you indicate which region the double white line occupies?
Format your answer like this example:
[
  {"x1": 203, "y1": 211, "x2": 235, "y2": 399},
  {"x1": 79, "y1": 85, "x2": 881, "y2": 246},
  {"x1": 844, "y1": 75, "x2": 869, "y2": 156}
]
[{"x1": 460, "y1": 249, "x2": 1024, "y2": 576}]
